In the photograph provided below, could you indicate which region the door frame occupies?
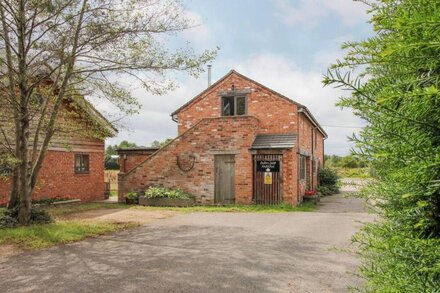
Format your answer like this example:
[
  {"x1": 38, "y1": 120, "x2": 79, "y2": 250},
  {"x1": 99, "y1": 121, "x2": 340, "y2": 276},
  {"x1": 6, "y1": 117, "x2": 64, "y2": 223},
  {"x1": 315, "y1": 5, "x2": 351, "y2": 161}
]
[
  {"x1": 214, "y1": 154, "x2": 236, "y2": 204},
  {"x1": 252, "y1": 154, "x2": 283, "y2": 205}
]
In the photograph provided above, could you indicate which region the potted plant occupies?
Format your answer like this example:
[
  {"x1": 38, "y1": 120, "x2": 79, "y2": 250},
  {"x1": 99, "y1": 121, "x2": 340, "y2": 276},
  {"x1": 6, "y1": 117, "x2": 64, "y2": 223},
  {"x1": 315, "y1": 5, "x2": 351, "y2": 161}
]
[{"x1": 125, "y1": 191, "x2": 139, "y2": 204}]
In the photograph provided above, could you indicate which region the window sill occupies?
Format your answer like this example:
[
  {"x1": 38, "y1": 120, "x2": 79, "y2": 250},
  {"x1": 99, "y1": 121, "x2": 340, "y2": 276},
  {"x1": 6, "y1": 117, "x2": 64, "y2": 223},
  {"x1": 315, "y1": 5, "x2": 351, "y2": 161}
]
[
  {"x1": 220, "y1": 114, "x2": 249, "y2": 118},
  {"x1": 74, "y1": 172, "x2": 90, "y2": 176}
]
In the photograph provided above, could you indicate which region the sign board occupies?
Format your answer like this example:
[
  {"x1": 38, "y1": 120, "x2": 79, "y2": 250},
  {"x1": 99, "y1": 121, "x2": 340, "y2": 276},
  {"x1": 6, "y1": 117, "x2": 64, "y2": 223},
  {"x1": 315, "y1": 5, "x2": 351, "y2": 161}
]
[
  {"x1": 264, "y1": 172, "x2": 272, "y2": 184},
  {"x1": 256, "y1": 160, "x2": 280, "y2": 172}
]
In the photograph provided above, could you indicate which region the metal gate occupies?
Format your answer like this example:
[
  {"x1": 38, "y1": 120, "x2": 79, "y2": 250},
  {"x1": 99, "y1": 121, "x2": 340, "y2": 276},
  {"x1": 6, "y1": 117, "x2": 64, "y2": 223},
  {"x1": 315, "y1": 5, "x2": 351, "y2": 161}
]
[{"x1": 253, "y1": 154, "x2": 283, "y2": 205}]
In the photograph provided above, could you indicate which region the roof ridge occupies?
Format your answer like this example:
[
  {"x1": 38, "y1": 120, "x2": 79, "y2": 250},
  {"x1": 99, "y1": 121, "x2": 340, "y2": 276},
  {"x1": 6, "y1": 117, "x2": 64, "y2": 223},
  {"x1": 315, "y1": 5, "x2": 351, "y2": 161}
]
[{"x1": 171, "y1": 69, "x2": 326, "y2": 138}]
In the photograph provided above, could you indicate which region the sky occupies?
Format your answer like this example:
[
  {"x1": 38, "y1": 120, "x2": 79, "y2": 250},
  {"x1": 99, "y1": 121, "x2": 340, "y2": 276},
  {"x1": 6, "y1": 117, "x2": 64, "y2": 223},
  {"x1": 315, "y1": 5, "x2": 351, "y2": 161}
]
[{"x1": 103, "y1": 0, "x2": 374, "y2": 155}]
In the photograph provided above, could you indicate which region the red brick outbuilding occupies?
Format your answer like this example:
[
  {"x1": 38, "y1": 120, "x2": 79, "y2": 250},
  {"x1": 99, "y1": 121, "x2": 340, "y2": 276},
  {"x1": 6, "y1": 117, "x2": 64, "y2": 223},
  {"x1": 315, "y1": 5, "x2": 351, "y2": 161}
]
[
  {"x1": 118, "y1": 70, "x2": 327, "y2": 205},
  {"x1": 0, "y1": 98, "x2": 117, "y2": 206}
]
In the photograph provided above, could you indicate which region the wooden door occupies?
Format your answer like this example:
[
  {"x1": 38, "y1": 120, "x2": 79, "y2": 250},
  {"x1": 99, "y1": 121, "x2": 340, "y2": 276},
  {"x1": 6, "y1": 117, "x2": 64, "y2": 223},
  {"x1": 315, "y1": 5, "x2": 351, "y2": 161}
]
[
  {"x1": 214, "y1": 155, "x2": 235, "y2": 204},
  {"x1": 253, "y1": 154, "x2": 283, "y2": 205}
]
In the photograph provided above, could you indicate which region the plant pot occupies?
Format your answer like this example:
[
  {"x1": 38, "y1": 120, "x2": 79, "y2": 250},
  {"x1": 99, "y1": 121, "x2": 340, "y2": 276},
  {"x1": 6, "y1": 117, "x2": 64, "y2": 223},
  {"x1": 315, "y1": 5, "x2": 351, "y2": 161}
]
[
  {"x1": 304, "y1": 190, "x2": 317, "y2": 196},
  {"x1": 125, "y1": 198, "x2": 137, "y2": 205},
  {"x1": 139, "y1": 197, "x2": 195, "y2": 207}
]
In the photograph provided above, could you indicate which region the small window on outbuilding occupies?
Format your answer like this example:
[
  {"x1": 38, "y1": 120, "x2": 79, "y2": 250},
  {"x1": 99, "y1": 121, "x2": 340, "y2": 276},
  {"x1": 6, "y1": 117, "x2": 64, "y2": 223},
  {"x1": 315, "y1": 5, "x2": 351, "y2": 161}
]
[
  {"x1": 300, "y1": 156, "x2": 307, "y2": 180},
  {"x1": 74, "y1": 154, "x2": 89, "y2": 174},
  {"x1": 221, "y1": 96, "x2": 246, "y2": 116}
]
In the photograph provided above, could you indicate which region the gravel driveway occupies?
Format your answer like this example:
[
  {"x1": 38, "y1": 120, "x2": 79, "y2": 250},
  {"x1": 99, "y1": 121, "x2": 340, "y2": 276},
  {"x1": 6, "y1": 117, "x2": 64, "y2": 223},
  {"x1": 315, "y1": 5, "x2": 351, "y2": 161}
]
[{"x1": 0, "y1": 194, "x2": 374, "y2": 293}]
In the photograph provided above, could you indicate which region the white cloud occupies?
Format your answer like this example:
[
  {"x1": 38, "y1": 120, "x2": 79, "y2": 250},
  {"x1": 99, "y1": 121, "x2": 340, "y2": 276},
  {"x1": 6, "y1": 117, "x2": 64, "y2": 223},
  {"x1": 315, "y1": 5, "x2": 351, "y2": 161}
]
[
  {"x1": 234, "y1": 53, "x2": 364, "y2": 155},
  {"x1": 103, "y1": 75, "x2": 208, "y2": 147},
  {"x1": 275, "y1": 0, "x2": 370, "y2": 27},
  {"x1": 102, "y1": 53, "x2": 363, "y2": 155},
  {"x1": 181, "y1": 11, "x2": 213, "y2": 47}
]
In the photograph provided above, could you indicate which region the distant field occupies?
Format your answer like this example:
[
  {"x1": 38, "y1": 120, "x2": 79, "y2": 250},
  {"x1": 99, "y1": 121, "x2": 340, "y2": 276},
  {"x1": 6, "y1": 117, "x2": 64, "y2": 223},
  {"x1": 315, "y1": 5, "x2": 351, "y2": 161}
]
[
  {"x1": 104, "y1": 170, "x2": 119, "y2": 191},
  {"x1": 336, "y1": 168, "x2": 371, "y2": 179}
]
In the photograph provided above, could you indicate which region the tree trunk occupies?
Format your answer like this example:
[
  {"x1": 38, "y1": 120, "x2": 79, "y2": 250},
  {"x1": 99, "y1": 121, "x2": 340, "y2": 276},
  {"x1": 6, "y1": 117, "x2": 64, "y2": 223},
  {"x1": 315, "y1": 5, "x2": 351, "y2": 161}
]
[
  {"x1": 7, "y1": 171, "x2": 20, "y2": 209},
  {"x1": 17, "y1": 110, "x2": 31, "y2": 225}
]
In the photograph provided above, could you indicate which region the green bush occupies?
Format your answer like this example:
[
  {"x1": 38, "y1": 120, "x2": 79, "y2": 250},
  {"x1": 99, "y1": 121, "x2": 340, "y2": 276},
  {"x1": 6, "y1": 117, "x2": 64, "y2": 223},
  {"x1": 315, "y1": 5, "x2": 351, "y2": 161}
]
[
  {"x1": 144, "y1": 187, "x2": 190, "y2": 199},
  {"x1": 316, "y1": 185, "x2": 339, "y2": 196},
  {"x1": 317, "y1": 168, "x2": 339, "y2": 195},
  {"x1": 355, "y1": 223, "x2": 440, "y2": 292},
  {"x1": 0, "y1": 207, "x2": 53, "y2": 229},
  {"x1": 323, "y1": 0, "x2": 440, "y2": 290},
  {"x1": 0, "y1": 214, "x2": 18, "y2": 228},
  {"x1": 318, "y1": 168, "x2": 339, "y2": 186},
  {"x1": 124, "y1": 192, "x2": 139, "y2": 204}
]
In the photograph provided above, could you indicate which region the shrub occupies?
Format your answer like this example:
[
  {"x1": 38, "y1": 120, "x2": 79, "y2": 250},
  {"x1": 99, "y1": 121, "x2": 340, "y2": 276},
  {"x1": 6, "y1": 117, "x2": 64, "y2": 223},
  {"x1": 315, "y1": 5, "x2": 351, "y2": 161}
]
[
  {"x1": 323, "y1": 0, "x2": 440, "y2": 290},
  {"x1": 0, "y1": 214, "x2": 18, "y2": 228},
  {"x1": 317, "y1": 168, "x2": 339, "y2": 195},
  {"x1": 144, "y1": 187, "x2": 190, "y2": 199},
  {"x1": 355, "y1": 222, "x2": 440, "y2": 292},
  {"x1": 0, "y1": 207, "x2": 53, "y2": 229},
  {"x1": 125, "y1": 192, "x2": 139, "y2": 204}
]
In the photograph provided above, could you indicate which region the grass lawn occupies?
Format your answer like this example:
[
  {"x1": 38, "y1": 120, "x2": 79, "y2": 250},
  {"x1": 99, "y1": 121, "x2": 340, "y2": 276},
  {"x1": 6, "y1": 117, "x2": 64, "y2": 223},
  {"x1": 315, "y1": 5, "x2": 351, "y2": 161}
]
[
  {"x1": 0, "y1": 204, "x2": 139, "y2": 252},
  {"x1": 0, "y1": 220, "x2": 139, "y2": 250},
  {"x1": 163, "y1": 202, "x2": 317, "y2": 213},
  {"x1": 0, "y1": 201, "x2": 315, "y2": 253},
  {"x1": 42, "y1": 201, "x2": 316, "y2": 217}
]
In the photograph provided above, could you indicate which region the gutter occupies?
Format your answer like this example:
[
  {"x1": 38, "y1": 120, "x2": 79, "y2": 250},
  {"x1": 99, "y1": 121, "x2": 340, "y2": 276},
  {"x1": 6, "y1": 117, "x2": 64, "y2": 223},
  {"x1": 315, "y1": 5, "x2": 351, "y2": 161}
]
[{"x1": 298, "y1": 107, "x2": 328, "y2": 139}]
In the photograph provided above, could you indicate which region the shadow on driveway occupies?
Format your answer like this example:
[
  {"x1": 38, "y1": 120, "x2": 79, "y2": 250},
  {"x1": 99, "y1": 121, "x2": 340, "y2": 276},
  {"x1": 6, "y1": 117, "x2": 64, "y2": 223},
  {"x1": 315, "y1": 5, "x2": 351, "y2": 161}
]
[{"x1": 0, "y1": 196, "x2": 374, "y2": 293}]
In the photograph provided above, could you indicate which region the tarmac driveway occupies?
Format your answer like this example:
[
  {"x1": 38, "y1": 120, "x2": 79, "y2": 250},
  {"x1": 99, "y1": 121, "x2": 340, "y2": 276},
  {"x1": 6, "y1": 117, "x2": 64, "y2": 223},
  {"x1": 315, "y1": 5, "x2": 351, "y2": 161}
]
[{"x1": 0, "y1": 194, "x2": 374, "y2": 293}]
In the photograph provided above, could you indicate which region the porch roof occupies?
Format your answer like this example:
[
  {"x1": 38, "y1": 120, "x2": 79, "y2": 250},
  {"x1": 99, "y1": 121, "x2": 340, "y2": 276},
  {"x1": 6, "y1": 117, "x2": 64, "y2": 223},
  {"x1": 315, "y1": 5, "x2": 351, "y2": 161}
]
[{"x1": 250, "y1": 133, "x2": 297, "y2": 150}]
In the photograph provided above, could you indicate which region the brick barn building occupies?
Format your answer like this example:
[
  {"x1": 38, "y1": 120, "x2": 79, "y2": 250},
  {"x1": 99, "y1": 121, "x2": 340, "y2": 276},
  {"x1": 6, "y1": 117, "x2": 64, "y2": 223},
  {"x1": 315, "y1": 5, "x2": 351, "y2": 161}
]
[
  {"x1": 0, "y1": 97, "x2": 117, "y2": 206},
  {"x1": 118, "y1": 70, "x2": 327, "y2": 205}
]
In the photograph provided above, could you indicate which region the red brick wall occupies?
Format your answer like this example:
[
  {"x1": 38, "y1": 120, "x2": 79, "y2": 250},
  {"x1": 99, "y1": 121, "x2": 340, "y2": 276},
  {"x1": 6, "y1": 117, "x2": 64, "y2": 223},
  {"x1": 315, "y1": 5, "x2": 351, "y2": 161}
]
[
  {"x1": 118, "y1": 71, "x2": 326, "y2": 206},
  {"x1": 177, "y1": 72, "x2": 299, "y2": 135},
  {"x1": 120, "y1": 116, "x2": 261, "y2": 204},
  {"x1": 175, "y1": 71, "x2": 325, "y2": 203},
  {"x1": 0, "y1": 149, "x2": 105, "y2": 205},
  {"x1": 0, "y1": 179, "x2": 11, "y2": 206},
  {"x1": 120, "y1": 155, "x2": 146, "y2": 173},
  {"x1": 297, "y1": 113, "x2": 325, "y2": 200},
  {"x1": 118, "y1": 149, "x2": 158, "y2": 173},
  {"x1": 119, "y1": 116, "x2": 303, "y2": 205}
]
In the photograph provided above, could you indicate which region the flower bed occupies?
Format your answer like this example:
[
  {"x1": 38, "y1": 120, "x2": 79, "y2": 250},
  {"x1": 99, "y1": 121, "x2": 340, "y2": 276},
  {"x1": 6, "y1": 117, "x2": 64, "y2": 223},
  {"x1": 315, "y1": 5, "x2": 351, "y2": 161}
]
[
  {"x1": 304, "y1": 190, "x2": 317, "y2": 196},
  {"x1": 139, "y1": 197, "x2": 195, "y2": 207},
  {"x1": 138, "y1": 187, "x2": 194, "y2": 207}
]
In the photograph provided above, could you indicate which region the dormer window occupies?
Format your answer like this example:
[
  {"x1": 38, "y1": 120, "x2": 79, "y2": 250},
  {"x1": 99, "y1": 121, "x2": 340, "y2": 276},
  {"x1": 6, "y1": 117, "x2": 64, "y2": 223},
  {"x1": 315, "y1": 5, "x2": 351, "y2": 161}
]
[{"x1": 221, "y1": 96, "x2": 247, "y2": 116}]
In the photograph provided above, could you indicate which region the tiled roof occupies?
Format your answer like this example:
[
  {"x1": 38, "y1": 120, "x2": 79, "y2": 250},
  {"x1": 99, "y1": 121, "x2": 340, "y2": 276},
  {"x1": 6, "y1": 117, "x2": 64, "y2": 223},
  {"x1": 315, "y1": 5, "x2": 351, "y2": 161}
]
[{"x1": 250, "y1": 134, "x2": 297, "y2": 149}]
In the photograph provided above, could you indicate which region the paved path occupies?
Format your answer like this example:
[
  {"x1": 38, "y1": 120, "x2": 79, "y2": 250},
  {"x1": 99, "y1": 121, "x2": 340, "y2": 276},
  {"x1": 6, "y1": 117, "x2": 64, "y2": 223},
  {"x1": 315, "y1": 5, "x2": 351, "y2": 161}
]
[{"x1": 0, "y1": 194, "x2": 374, "y2": 293}]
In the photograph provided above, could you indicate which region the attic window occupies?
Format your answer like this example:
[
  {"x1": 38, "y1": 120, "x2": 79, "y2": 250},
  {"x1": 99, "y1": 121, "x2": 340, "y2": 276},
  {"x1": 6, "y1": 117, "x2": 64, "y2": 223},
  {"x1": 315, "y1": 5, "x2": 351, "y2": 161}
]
[{"x1": 221, "y1": 96, "x2": 246, "y2": 116}]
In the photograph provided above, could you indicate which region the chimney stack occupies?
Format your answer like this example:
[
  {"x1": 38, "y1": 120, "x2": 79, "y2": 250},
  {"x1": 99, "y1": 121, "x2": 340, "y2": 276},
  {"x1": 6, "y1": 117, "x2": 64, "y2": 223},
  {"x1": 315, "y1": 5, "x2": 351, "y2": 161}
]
[{"x1": 207, "y1": 65, "x2": 212, "y2": 87}]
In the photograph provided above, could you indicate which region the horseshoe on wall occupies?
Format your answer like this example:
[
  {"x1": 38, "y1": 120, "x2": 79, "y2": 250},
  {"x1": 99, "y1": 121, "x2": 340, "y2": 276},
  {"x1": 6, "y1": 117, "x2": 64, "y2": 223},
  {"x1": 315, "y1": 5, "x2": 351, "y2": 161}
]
[{"x1": 176, "y1": 153, "x2": 196, "y2": 172}]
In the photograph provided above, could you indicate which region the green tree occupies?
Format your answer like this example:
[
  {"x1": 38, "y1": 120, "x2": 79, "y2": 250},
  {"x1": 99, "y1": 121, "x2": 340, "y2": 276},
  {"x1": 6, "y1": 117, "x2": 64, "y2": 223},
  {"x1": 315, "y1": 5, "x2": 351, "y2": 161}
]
[
  {"x1": 0, "y1": 0, "x2": 216, "y2": 225},
  {"x1": 151, "y1": 138, "x2": 173, "y2": 148},
  {"x1": 104, "y1": 141, "x2": 137, "y2": 170},
  {"x1": 324, "y1": 0, "x2": 440, "y2": 291},
  {"x1": 340, "y1": 155, "x2": 359, "y2": 168}
]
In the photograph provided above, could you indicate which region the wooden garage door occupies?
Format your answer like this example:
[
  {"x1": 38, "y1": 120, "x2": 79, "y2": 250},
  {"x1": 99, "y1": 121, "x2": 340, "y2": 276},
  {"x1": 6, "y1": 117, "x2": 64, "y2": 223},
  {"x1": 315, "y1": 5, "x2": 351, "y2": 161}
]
[{"x1": 253, "y1": 154, "x2": 283, "y2": 205}]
